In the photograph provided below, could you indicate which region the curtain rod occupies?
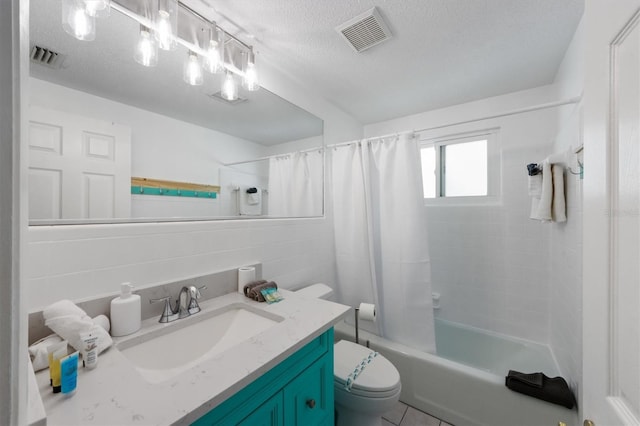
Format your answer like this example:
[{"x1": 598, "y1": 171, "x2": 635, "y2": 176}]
[
  {"x1": 327, "y1": 96, "x2": 581, "y2": 150},
  {"x1": 413, "y1": 96, "x2": 582, "y2": 135},
  {"x1": 224, "y1": 147, "x2": 323, "y2": 166}
]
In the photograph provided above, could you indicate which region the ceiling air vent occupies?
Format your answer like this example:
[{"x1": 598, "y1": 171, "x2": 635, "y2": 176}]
[
  {"x1": 207, "y1": 92, "x2": 248, "y2": 106},
  {"x1": 336, "y1": 7, "x2": 392, "y2": 53},
  {"x1": 30, "y1": 45, "x2": 66, "y2": 69}
]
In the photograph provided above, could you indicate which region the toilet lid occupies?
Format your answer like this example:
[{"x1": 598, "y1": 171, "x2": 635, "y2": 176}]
[{"x1": 334, "y1": 340, "x2": 400, "y2": 394}]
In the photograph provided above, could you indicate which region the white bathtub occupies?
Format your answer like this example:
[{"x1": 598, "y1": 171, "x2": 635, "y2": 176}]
[{"x1": 334, "y1": 318, "x2": 578, "y2": 426}]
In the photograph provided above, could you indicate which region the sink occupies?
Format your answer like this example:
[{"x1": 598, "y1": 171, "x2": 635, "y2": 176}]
[{"x1": 116, "y1": 303, "x2": 284, "y2": 383}]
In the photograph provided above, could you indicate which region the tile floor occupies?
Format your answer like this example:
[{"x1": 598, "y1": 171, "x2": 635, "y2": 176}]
[{"x1": 382, "y1": 401, "x2": 454, "y2": 426}]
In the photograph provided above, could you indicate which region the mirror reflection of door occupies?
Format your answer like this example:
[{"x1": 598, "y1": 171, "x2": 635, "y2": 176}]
[{"x1": 28, "y1": 106, "x2": 131, "y2": 221}]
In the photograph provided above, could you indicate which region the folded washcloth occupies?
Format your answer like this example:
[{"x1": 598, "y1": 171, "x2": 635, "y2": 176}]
[
  {"x1": 505, "y1": 370, "x2": 575, "y2": 409},
  {"x1": 43, "y1": 299, "x2": 112, "y2": 355},
  {"x1": 247, "y1": 281, "x2": 278, "y2": 302},
  {"x1": 28, "y1": 334, "x2": 63, "y2": 372},
  {"x1": 243, "y1": 280, "x2": 268, "y2": 296}
]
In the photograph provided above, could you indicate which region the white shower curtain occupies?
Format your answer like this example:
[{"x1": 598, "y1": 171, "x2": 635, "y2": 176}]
[
  {"x1": 268, "y1": 151, "x2": 323, "y2": 217},
  {"x1": 331, "y1": 133, "x2": 436, "y2": 353}
]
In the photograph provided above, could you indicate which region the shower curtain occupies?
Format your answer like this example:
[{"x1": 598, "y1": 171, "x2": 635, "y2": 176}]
[
  {"x1": 268, "y1": 150, "x2": 323, "y2": 217},
  {"x1": 331, "y1": 133, "x2": 436, "y2": 353}
]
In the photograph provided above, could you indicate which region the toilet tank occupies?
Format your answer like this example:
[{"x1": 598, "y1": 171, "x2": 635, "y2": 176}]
[{"x1": 295, "y1": 283, "x2": 334, "y2": 300}]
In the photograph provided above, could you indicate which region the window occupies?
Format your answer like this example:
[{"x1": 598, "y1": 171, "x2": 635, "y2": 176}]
[{"x1": 420, "y1": 130, "x2": 498, "y2": 201}]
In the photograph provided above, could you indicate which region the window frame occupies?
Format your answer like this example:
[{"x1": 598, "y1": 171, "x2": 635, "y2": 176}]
[{"x1": 419, "y1": 128, "x2": 501, "y2": 205}]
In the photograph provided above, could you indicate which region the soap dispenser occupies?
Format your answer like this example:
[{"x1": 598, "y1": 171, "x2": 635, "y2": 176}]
[{"x1": 110, "y1": 282, "x2": 141, "y2": 337}]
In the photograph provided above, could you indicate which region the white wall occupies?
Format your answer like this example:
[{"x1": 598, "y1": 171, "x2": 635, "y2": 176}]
[
  {"x1": 25, "y1": 64, "x2": 362, "y2": 311},
  {"x1": 364, "y1": 84, "x2": 566, "y2": 343},
  {"x1": 548, "y1": 17, "x2": 584, "y2": 395}
]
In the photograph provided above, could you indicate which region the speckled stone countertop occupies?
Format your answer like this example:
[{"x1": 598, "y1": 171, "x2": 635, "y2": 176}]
[{"x1": 33, "y1": 290, "x2": 350, "y2": 425}]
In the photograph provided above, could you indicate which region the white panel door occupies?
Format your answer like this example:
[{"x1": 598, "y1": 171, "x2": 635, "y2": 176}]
[
  {"x1": 28, "y1": 106, "x2": 131, "y2": 220},
  {"x1": 583, "y1": 0, "x2": 640, "y2": 425}
]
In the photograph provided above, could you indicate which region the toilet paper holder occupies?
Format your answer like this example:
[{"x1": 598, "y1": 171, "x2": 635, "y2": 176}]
[{"x1": 354, "y1": 304, "x2": 375, "y2": 348}]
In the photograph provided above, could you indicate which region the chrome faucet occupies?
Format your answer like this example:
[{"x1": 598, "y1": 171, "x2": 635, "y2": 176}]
[{"x1": 150, "y1": 285, "x2": 206, "y2": 323}]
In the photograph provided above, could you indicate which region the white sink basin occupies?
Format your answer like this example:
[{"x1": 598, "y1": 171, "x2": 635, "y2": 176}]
[{"x1": 116, "y1": 303, "x2": 284, "y2": 383}]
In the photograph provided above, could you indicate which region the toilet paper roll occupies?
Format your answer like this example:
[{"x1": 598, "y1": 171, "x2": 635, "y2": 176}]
[
  {"x1": 358, "y1": 303, "x2": 376, "y2": 321},
  {"x1": 238, "y1": 267, "x2": 256, "y2": 293}
]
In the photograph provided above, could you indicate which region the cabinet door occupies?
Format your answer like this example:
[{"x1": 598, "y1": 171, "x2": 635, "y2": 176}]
[
  {"x1": 284, "y1": 356, "x2": 334, "y2": 426},
  {"x1": 238, "y1": 392, "x2": 283, "y2": 426}
]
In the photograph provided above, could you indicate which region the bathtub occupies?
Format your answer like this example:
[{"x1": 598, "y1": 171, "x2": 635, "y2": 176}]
[{"x1": 334, "y1": 318, "x2": 578, "y2": 426}]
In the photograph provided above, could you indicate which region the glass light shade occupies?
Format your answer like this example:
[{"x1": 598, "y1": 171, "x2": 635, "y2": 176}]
[
  {"x1": 242, "y1": 50, "x2": 259, "y2": 91},
  {"x1": 154, "y1": 0, "x2": 178, "y2": 50},
  {"x1": 84, "y1": 0, "x2": 110, "y2": 18},
  {"x1": 134, "y1": 26, "x2": 158, "y2": 67},
  {"x1": 221, "y1": 71, "x2": 238, "y2": 101},
  {"x1": 183, "y1": 51, "x2": 204, "y2": 86},
  {"x1": 62, "y1": 0, "x2": 96, "y2": 41},
  {"x1": 204, "y1": 26, "x2": 224, "y2": 74}
]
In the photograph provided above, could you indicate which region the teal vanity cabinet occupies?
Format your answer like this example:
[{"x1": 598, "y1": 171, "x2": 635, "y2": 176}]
[{"x1": 193, "y1": 328, "x2": 334, "y2": 426}]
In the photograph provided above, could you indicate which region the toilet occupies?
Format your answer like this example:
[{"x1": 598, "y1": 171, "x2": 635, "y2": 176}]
[{"x1": 295, "y1": 284, "x2": 402, "y2": 426}]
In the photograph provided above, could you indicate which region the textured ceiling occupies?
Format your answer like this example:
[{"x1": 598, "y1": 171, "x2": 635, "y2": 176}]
[
  {"x1": 30, "y1": 0, "x2": 584, "y2": 137},
  {"x1": 195, "y1": 0, "x2": 584, "y2": 124}
]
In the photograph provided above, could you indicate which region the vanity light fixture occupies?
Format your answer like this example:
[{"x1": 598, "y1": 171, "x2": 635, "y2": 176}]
[
  {"x1": 62, "y1": 0, "x2": 97, "y2": 41},
  {"x1": 84, "y1": 0, "x2": 111, "y2": 17},
  {"x1": 59, "y1": 0, "x2": 261, "y2": 92},
  {"x1": 183, "y1": 50, "x2": 204, "y2": 86},
  {"x1": 155, "y1": 0, "x2": 178, "y2": 51},
  {"x1": 221, "y1": 71, "x2": 239, "y2": 101},
  {"x1": 242, "y1": 48, "x2": 259, "y2": 92},
  {"x1": 134, "y1": 25, "x2": 158, "y2": 67}
]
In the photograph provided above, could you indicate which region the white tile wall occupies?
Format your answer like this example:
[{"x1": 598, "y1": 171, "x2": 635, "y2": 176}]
[
  {"x1": 424, "y1": 111, "x2": 559, "y2": 343},
  {"x1": 26, "y1": 218, "x2": 337, "y2": 311}
]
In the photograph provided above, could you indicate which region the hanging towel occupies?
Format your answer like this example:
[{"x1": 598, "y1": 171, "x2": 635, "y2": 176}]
[
  {"x1": 528, "y1": 174, "x2": 542, "y2": 197},
  {"x1": 530, "y1": 161, "x2": 553, "y2": 221},
  {"x1": 552, "y1": 165, "x2": 567, "y2": 222},
  {"x1": 239, "y1": 187, "x2": 262, "y2": 215}
]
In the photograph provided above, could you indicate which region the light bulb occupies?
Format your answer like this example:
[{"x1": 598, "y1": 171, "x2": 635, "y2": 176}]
[
  {"x1": 84, "y1": 0, "x2": 110, "y2": 18},
  {"x1": 205, "y1": 42, "x2": 222, "y2": 74},
  {"x1": 204, "y1": 26, "x2": 224, "y2": 74},
  {"x1": 242, "y1": 49, "x2": 259, "y2": 91},
  {"x1": 155, "y1": 0, "x2": 177, "y2": 50},
  {"x1": 221, "y1": 71, "x2": 238, "y2": 101},
  {"x1": 134, "y1": 26, "x2": 158, "y2": 67},
  {"x1": 183, "y1": 51, "x2": 203, "y2": 86},
  {"x1": 62, "y1": 0, "x2": 96, "y2": 41}
]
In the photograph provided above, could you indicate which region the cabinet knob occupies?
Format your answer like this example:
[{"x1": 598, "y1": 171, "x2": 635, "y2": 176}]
[{"x1": 306, "y1": 399, "x2": 316, "y2": 409}]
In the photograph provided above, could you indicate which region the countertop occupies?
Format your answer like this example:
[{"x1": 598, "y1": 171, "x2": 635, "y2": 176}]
[{"x1": 33, "y1": 290, "x2": 350, "y2": 425}]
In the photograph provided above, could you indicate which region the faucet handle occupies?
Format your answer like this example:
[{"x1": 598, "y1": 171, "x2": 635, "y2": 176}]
[
  {"x1": 150, "y1": 296, "x2": 176, "y2": 323},
  {"x1": 188, "y1": 285, "x2": 206, "y2": 314}
]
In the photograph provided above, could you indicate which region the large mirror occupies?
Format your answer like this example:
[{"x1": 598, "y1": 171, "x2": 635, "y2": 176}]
[{"x1": 27, "y1": 0, "x2": 324, "y2": 224}]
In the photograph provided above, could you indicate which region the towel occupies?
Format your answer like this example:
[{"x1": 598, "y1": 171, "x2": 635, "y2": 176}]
[
  {"x1": 530, "y1": 161, "x2": 553, "y2": 221},
  {"x1": 528, "y1": 174, "x2": 542, "y2": 197},
  {"x1": 243, "y1": 280, "x2": 268, "y2": 296},
  {"x1": 552, "y1": 165, "x2": 567, "y2": 222},
  {"x1": 239, "y1": 187, "x2": 262, "y2": 215},
  {"x1": 530, "y1": 161, "x2": 566, "y2": 222},
  {"x1": 247, "y1": 281, "x2": 278, "y2": 302},
  {"x1": 505, "y1": 370, "x2": 575, "y2": 409},
  {"x1": 43, "y1": 300, "x2": 112, "y2": 355},
  {"x1": 247, "y1": 193, "x2": 260, "y2": 205},
  {"x1": 28, "y1": 334, "x2": 63, "y2": 372}
]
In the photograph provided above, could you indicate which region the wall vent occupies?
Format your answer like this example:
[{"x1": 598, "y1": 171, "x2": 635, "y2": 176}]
[
  {"x1": 30, "y1": 45, "x2": 66, "y2": 69},
  {"x1": 207, "y1": 92, "x2": 248, "y2": 105},
  {"x1": 336, "y1": 7, "x2": 392, "y2": 53}
]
